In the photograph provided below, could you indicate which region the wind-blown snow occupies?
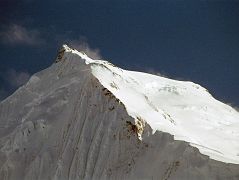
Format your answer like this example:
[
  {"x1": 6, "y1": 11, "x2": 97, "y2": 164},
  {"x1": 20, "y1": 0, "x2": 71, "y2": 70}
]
[{"x1": 62, "y1": 45, "x2": 239, "y2": 164}]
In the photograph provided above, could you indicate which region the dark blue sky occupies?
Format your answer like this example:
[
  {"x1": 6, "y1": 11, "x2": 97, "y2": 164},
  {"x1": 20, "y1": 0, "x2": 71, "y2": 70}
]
[{"x1": 0, "y1": 0, "x2": 239, "y2": 107}]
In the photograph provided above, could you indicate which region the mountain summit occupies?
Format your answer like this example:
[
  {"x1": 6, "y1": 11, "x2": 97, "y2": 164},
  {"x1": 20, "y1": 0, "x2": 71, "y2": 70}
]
[{"x1": 0, "y1": 45, "x2": 239, "y2": 179}]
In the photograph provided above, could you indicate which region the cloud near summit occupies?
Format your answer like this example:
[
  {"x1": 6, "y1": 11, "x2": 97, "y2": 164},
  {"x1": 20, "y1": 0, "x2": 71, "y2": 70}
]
[
  {"x1": 0, "y1": 24, "x2": 44, "y2": 46},
  {"x1": 6, "y1": 69, "x2": 30, "y2": 88},
  {"x1": 0, "y1": 69, "x2": 30, "y2": 101},
  {"x1": 68, "y1": 38, "x2": 102, "y2": 59}
]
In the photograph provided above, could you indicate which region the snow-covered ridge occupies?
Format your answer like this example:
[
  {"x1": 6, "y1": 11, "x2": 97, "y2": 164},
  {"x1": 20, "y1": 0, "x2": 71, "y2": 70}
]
[
  {"x1": 56, "y1": 44, "x2": 239, "y2": 164},
  {"x1": 1, "y1": 45, "x2": 239, "y2": 179}
]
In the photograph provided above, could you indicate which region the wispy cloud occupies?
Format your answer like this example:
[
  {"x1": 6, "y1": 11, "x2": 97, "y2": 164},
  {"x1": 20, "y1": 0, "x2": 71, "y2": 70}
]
[
  {"x1": 6, "y1": 69, "x2": 30, "y2": 88},
  {"x1": 68, "y1": 39, "x2": 102, "y2": 59},
  {"x1": 226, "y1": 102, "x2": 239, "y2": 113},
  {"x1": 54, "y1": 33, "x2": 102, "y2": 59},
  {"x1": 145, "y1": 68, "x2": 168, "y2": 78},
  {"x1": 0, "y1": 88, "x2": 7, "y2": 102},
  {"x1": 0, "y1": 24, "x2": 44, "y2": 46},
  {"x1": 145, "y1": 68, "x2": 191, "y2": 81},
  {"x1": 67, "y1": 37, "x2": 102, "y2": 59},
  {"x1": 0, "y1": 69, "x2": 30, "y2": 101}
]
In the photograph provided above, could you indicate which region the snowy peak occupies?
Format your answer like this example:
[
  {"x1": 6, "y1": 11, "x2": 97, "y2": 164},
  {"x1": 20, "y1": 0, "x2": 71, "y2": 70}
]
[
  {"x1": 0, "y1": 45, "x2": 239, "y2": 179},
  {"x1": 52, "y1": 45, "x2": 239, "y2": 164}
]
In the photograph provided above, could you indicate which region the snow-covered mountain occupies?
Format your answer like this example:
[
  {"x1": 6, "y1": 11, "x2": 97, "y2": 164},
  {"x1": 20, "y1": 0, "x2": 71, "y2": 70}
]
[{"x1": 0, "y1": 45, "x2": 239, "y2": 180}]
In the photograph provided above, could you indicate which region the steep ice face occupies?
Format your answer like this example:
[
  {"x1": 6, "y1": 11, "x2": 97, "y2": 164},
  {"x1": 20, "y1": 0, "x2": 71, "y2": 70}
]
[{"x1": 58, "y1": 45, "x2": 239, "y2": 164}]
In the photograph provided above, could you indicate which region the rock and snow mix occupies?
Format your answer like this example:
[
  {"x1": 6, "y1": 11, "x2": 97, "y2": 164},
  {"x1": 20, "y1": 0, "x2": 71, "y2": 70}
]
[
  {"x1": 64, "y1": 45, "x2": 239, "y2": 164},
  {"x1": 0, "y1": 45, "x2": 239, "y2": 179}
]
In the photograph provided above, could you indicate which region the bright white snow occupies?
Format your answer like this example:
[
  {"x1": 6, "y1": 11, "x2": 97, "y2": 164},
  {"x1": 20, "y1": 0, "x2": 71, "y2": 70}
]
[{"x1": 62, "y1": 44, "x2": 239, "y2": 164}]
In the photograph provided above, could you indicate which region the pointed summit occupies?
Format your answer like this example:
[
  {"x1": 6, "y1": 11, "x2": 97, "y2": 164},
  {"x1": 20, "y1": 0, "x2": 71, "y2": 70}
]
[
  {"x1": 55, "y1": 44, "x2": 72, "y2": 63},
  {"x1": 1, "y1": 45, "x2": 239, "y2": 179}
]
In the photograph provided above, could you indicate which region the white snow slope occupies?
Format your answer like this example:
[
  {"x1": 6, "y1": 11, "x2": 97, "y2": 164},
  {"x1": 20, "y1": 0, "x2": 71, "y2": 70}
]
[
  {"x1": 65, "y1": 45, "x2": 239, "y2": 164},
  {"x1": 0, "y1": 45, "x2": 239, "y2": 180}
]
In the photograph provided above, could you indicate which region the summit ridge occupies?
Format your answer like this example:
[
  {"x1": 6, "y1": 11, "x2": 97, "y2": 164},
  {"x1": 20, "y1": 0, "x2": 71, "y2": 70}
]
[{"x1": 0, "y1": 45, "x2": 239, "y2": 179}]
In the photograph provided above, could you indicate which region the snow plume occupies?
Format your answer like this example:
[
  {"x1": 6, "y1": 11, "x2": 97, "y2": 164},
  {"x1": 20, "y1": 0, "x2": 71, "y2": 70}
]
[
  {"x1": 227, "y1": 103, "x2": 239, "y2": 113},
  {"x1": 145, "y1": 68, "x2": 192, "y2": 82},
  {"x1": 145, "y1": 68, "x2": 168, "y2": 78},
  {"x1": 68, "y1": 38, "x2": 102, "y2": 59},
  {"x1": 6, "y1": 69, "x2": 30, "y2": 88},
  {"x1": 0, "y1": 24, "x2": 44, "y2": 46},
  {"x1": 235, "y1": 106, "x2": 239, "y2": 112}
]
